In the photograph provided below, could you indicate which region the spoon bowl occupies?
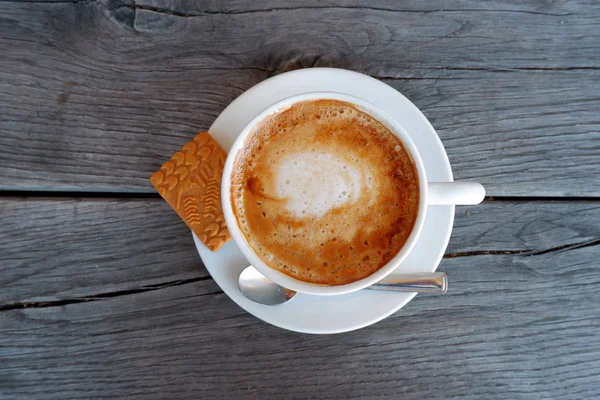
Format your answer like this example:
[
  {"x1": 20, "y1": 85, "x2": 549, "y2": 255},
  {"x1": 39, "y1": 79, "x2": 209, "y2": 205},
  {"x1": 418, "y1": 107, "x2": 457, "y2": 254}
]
[{"x1": 238, "y1": 265, "x2": 297, "y2": 305}]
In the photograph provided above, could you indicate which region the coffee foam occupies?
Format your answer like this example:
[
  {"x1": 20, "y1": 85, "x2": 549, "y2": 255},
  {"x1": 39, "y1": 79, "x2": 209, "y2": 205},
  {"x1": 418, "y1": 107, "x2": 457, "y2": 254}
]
[
  {"x1": 231, "y1": 99, "x2": 419, "y2": 285},
  {"x1": 274, "y1": 151, "x2": 369, "y2": 218}
]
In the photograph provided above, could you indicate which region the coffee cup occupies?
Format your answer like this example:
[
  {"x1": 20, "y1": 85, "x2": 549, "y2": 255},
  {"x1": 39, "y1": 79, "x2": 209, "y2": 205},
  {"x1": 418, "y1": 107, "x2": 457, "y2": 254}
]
[{"x1": 221, "y1": 92, "x2": 484, "y2": 296}]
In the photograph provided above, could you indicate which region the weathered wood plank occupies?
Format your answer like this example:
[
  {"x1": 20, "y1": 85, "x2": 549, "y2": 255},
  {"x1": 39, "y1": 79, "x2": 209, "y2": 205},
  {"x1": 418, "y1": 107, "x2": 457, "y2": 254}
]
[
  {"x1": 1, "y1": 229, "x2": 598, "y2": 399},
  {"x1": 449, "y1": 200, "x2": 599, "y2": 253},
  {"x1": 395, "y1": 70, "x2": 600, "y2": 196},
  {"x1": 142, "y1": 0, "x2": 596, "y2": 19},
  {"x1": 2, "y1": 197, "x2": 598, "y2": 306},
  {"x1": 0, "y1": 197, "x2": 208, "y2": 305},
  {"x1": 1, "y1": 0, "x2": 599, "y2": 195},
  {"x1": 133, "y1": 0, "x2": 600, "y2": 71},
  {"x1": 2, "y1": 1, "x2": 599, "y2": 398}
]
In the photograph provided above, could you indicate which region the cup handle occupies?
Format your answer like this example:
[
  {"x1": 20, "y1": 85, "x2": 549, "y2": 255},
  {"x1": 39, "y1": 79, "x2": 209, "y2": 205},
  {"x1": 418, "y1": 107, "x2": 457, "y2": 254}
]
[{"x1": 427, "y1": 182, "x2": 485, "y2": 205}]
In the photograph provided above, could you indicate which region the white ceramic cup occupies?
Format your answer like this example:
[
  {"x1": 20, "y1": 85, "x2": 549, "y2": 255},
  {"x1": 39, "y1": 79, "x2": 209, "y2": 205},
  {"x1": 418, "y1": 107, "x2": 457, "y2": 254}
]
[{"x1": 221, "y1": 92, "x2": 484, "y2": 296}]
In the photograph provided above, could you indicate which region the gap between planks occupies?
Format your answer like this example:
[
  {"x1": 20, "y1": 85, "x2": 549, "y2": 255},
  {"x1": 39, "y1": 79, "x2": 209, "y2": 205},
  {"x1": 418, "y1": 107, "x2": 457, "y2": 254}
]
[{"x1": 0, "y1": 276, "x2": 219, "y2": 312}]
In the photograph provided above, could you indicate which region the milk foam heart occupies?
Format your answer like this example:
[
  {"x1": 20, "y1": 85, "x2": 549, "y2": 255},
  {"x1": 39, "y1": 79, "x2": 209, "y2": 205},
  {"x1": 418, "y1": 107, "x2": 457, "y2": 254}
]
[
  {"x1": 230, "y1": 99, "x2": 420, "y2": 286},
  {"x1": 274, "y1": 151, "x2": 370, "y2": 218}
]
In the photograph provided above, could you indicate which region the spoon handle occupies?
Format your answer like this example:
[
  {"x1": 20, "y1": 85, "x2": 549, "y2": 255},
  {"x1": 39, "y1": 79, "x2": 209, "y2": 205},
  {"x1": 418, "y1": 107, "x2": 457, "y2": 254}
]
[{"x1": 369, "y1": 272, "x2": 448, "y2": 293}]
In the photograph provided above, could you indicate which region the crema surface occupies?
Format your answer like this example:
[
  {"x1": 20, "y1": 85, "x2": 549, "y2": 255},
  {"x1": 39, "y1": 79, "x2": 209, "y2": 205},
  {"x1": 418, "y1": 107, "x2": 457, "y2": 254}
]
[{"x1": 231, "y1": 100, "x2": 419, "y2": 285}]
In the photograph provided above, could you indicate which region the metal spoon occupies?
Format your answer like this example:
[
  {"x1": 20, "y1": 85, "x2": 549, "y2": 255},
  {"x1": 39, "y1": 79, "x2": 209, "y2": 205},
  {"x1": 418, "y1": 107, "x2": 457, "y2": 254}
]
[{"x1": 238, "y1": 265, "x2": 448, "y2": 305}]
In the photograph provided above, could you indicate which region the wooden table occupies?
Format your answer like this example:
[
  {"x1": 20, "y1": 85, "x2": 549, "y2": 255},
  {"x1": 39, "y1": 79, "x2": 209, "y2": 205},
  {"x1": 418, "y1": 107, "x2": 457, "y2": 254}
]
[{"x1": 1, "y1": 1, "x2": 599, "y2": 398}]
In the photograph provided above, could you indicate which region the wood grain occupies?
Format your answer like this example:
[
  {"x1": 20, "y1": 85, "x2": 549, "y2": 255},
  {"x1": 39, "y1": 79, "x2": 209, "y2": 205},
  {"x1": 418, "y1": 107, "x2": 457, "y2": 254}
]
[
  {"x1": 1, "y1": 199, "x2": 599, "y2": 399},
  {"x1": 0, "y1": 197, "x2": 208, "y2": 305},
  {"x1": 0, "y1": 202, "x2": 600, "y2": 399},
  {"x1": 2, "y1": 197, "x2": 598, "y2": 305},
  {"x1": 1, "y1": 0, "x2": 599, "y2": 195},
  {"x1": 2, "y1": 1, "x2": 600, "y2": 398}
]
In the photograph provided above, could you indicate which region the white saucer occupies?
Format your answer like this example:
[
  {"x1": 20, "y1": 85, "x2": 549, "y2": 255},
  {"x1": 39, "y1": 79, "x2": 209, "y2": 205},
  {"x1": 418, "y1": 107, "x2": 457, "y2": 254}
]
[{"x1": 193, "y1": 68, "x2": 455, "y2": 334}]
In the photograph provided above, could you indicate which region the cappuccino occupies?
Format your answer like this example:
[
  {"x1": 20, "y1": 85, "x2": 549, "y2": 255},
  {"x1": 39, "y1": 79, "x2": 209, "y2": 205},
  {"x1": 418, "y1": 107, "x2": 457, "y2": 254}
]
[{"x1": 231, "y1": 99, "x2": 419, "y2": 285}]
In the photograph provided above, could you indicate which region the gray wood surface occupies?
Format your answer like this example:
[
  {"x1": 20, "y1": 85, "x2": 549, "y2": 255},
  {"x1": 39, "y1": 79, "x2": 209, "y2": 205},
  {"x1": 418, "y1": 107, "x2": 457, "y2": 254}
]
[
  {"x1": 1, "y1": 199, "x2": 599, "y2": 399},
  {"x1": 1, "y1": 198, "x2": 598, "y2": 305},
  {"x1": 0, "y1": 197, "x2": 207, "y2": 305},
  {"x1": 1, "y1": 0, "x2": 599, "y2": 195},
  {"x1": 2, "y1": 1, "x2": 600, "y2": 399}
]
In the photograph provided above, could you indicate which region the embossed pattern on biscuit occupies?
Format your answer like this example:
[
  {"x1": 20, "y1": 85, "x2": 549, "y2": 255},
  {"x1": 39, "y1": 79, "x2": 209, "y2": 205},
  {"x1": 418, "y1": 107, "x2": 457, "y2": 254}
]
[{"x1": 150, "y1": 132, "x2": 231, "y2": 251}]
